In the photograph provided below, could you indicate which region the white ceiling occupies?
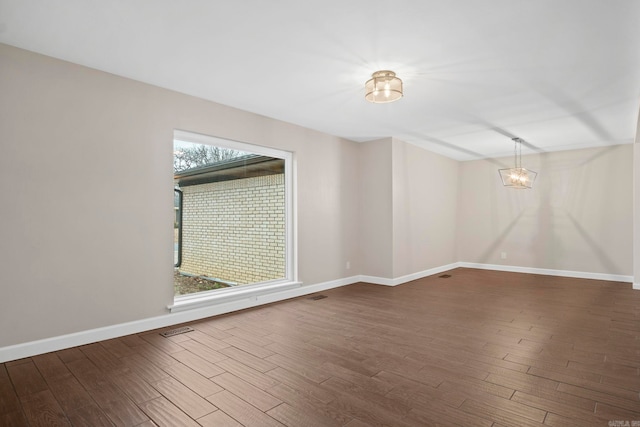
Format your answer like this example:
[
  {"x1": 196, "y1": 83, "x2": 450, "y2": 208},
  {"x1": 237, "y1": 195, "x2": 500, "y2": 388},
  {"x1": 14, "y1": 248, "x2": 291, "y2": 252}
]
[{"x1": 1, "y1": 0, "x2": 639, "y2": 160}]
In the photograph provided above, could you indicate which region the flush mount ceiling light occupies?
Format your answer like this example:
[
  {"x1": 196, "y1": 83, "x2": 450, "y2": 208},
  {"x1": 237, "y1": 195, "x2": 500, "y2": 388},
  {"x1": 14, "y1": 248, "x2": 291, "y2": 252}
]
[
  {"x1": 365, "y1": 70, "x2": 403, "y2": 103},
  {"x1": 498, "y1": 137, "x2": 538, "y2": 189}
]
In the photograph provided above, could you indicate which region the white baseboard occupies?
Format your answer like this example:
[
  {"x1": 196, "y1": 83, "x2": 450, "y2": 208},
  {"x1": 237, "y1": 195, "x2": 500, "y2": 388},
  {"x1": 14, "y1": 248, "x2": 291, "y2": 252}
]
[
  {"x1": 459, "y1": 262, "x2": 634, "y2": 283},
  {"x1": 1, "y1": 263, "x2": 634, "y2": 363},
  {"x1": 0, "y1": 275, "x2": 360, "y2": 363},
  {"x1": 359, "y1": 262, "x2": 461, "y2": 286}
]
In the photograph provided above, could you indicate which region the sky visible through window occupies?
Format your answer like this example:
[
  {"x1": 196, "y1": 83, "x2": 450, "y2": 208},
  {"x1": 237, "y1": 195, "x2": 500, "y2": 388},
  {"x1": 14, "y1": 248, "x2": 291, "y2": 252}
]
[{"x1": 173, "y1": 140, "x2": 251, "y2": 173}]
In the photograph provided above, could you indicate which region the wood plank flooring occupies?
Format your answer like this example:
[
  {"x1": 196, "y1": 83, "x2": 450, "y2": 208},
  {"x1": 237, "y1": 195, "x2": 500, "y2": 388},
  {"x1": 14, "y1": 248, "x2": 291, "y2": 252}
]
[{"x1": 2, "y1": 268, "x2": 639, "y2": 426}]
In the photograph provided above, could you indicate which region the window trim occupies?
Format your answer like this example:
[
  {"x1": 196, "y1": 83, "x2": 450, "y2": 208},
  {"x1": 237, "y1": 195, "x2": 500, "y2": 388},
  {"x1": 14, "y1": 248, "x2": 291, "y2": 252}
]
[
  {"x1": 174, "y1": 188, "x2": 183, "y2": 268},
  {"x1": 171, "y1": 130, "x2": 298, "y2": 312}
]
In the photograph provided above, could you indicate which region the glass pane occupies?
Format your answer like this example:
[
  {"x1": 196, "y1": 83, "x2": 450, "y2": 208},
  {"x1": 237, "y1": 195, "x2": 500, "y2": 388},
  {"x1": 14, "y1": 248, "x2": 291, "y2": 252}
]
[{"x1": 173, "y1": 140, "x2": 286, "y2": 296}]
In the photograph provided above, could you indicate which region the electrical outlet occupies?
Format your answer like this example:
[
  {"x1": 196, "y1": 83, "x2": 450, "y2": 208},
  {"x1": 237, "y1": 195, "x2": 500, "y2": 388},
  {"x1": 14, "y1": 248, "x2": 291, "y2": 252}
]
[
  {"x1": 501, "y1": 252, "x2": 507, "y2": 260},
  {"x1": 346, "y1": 261, "x2": 351, "y2": 270}
]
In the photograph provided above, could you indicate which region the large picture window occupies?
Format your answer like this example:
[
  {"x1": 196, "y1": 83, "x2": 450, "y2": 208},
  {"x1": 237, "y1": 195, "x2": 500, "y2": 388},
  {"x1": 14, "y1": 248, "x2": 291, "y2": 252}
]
[{"x1": 172, "y1": 130, "x2": 296, "y2": 306}]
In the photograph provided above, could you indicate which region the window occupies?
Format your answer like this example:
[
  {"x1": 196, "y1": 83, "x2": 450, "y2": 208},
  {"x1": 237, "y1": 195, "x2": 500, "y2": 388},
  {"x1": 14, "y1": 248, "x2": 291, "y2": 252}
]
[{"x1": 172, "y1": 130, "x2": 296, "y2": 305}]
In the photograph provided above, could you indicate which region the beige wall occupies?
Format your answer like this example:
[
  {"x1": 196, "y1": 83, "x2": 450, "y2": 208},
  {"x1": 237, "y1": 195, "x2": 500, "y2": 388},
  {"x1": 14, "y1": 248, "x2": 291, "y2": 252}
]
[
  {"x1": 457, "y1": 145, "x2": 634, "y2": 275},
  {"x1": 358, "y1": 138, "x2": 393, "y2": 278},
  {"x1": 358, "y1": 137, "x2": 460, "y2": 279},
  {"x1": 392, "y1": 139, "x2": 459, "y2": 277},
  {"x1": 0, "y1": 44, "x2": 361, "y2": 347}
]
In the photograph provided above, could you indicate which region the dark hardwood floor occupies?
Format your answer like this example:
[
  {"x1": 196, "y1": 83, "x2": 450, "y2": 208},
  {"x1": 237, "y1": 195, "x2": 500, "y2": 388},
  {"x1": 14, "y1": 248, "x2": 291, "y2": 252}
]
[{"x1": 2, "y1": 268, "x2": 639, "y2": 426}]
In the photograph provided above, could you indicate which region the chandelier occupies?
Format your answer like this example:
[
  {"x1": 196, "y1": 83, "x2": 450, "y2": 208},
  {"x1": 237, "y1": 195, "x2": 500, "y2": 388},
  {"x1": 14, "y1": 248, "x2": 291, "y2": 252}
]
[{"x1": 498, "y1": 137, "x2": 537, "y2": 189}]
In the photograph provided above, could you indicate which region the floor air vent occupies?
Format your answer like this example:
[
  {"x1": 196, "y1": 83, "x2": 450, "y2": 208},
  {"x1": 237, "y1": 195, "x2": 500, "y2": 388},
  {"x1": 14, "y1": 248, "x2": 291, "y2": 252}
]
[
  {"x1": 309, "y1": 295, "x2": 328, "y2": 300},
  {"x1": 439, "y1": 274, "x2": 452, "y2": 278},
  {"x1": 160, "y1": 326, "x2": 194, "y2": 338}
]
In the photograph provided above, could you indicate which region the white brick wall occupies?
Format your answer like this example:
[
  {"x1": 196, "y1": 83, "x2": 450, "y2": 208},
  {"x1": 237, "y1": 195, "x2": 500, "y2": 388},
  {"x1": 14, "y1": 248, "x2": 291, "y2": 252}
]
[{"x1": 179, "y1": 174, "x2": 285, "y2": 285}]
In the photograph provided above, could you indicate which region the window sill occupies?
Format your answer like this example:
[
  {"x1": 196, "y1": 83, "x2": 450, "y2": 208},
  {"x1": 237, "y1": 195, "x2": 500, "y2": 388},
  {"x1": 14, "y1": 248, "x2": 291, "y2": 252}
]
[{"x1": 168, "y1": 280, "x2": 302, "y2": 313}]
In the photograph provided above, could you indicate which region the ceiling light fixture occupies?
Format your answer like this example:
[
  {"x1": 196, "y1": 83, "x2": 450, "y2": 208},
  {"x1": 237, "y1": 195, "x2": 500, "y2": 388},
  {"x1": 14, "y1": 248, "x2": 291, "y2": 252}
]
[
  {"x1": 365, "y1": 70, "x2": 403, "y2": 103},
  {"x1": 498, "y1": 137, "x2": 537, "y2": 189}
]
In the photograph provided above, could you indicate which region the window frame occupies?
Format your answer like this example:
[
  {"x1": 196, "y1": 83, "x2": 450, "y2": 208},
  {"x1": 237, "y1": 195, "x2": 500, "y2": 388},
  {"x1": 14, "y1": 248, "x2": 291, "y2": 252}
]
[{"x1": 170, "y1": 130, "x2": 299, "y2": 312}]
